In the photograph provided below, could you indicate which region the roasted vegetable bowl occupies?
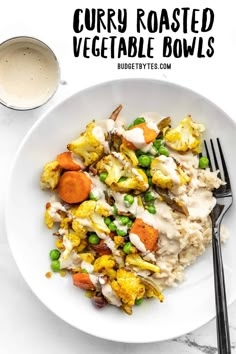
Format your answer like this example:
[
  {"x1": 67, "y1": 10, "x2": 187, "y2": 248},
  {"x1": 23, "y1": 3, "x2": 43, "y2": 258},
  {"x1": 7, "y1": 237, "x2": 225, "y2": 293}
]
[{"x1": 40, "y1": 104, "x2": 224, "y2": 315}]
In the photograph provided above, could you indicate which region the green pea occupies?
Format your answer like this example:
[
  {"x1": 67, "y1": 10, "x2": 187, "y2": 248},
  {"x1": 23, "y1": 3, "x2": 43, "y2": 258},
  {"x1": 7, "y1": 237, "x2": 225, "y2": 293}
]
[
  {"x1": 51, "y1": 260, "x2": 60, "y2": 272},
  {"x1": 88, "y1": 233, "x2": 100, "y2": 245},
  {"x1": 89, "y1": 192, "x2": 98, "y2": 201},
  {"x1": 135, "y1": 298, "x2": 144, "y2": 305},
  {"x1": 108, "y1": 222, "x2": 117, "y2": 231},
  {"x1": 124, "y1": 194, "x2": 134, "y2": 206},
  {"x1": 128, "y1": 123, "x2": 135, "y2": 130},
  {"x1": 127, "y1": 219, "x2": 133, "y2": 228},
  {"x1": 99, "y1": 172, "x2": 108, "y2": 183},
  {"x1": 117, "y1": 215, "x2": 130, "y2": 225},
  {"x1": 118, "y1": 176, "x2": 127, "y2": 183},
  {"x1": 147, "y1": 205, "x2": 156, "y2": 214},
  {"x1": 113, "y1": 205, "x2": 118, "y2": 215},
  {"x1": 104, "y1": 217, "x2": 112, "y2": 226},
  {"x1": 123, "y1": 242, "x2": 132, "y2": 254},
  {"x1": 148, "y1": 177, "x2": 153, "y2": 186},
  {"x1": 144, "y1": 191, "x2": 156, "y2": 202},
  {"x1": 133, "y1": 117, "x2": 145, "y2": 125},
  {"x1": 153, "y1": 138, "x2": 163, "y2": 150},
  {"x1": 145, "y1": 169, "x2": 151, "y2": 177},
  {"x1": 117, "y1": 229, "x2": 127, "y2": 236},
  {"x1": 81, "y1": 268, "x2": 88, "y2": 274},
  {"x1": 158, "y1": 146, "x2": 169, "y2": 157},
  {"x1": 49, "y1": 249, "x2": 61, "y2": 261},
  {"x1": 199, "y1": 156, "x2": 209, "y2": 169},
  {"x1": 135, "y1": 149, "x2": 144, "y2": 157},
  {"x1": 138, "y1": 155, "x2": 152, "y2": 168}
]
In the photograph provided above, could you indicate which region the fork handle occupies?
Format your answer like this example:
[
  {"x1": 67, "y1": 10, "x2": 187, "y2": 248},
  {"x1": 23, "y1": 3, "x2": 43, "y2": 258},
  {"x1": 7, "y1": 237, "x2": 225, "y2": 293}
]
[{"x1": 212, "y1": 226, "x2": 231, "y2": 354}]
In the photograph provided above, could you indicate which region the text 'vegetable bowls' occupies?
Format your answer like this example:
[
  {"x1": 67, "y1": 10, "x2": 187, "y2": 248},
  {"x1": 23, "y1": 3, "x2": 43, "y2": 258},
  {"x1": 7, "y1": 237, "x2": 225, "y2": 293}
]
[{"x1": 5, "y1": 79, "x2": 236, "y2": 343}]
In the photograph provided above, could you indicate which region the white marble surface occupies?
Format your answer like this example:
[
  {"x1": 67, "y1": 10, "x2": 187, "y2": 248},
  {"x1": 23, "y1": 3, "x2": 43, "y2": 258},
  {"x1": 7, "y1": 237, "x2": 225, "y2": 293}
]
[{"x1": 1, "y1": 0, "x2": 236, "y2": 353}]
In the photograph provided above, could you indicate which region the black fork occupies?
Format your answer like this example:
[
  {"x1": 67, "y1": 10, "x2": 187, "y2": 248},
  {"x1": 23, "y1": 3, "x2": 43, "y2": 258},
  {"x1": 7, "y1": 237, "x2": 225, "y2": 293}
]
[{"x1": 204, "y1": 138, "x2": 233, "y2": 354}]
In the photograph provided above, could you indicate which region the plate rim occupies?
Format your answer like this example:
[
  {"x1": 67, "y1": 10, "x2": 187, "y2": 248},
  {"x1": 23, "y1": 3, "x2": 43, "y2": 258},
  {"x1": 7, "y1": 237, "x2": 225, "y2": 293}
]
[{"x1": 4, "y1": 77, "x2": 236, "y2": 343}]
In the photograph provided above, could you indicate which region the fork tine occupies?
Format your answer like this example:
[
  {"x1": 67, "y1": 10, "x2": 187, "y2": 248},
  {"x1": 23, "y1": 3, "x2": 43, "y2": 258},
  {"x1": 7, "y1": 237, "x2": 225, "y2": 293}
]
[
  {"x1": 204, "y1": 140, "x2": 212, "y2": 171},
  {"x1": 217, "y1": 138, "x2": 231, "y2": 189},
  {"x1": 210, "y1": 139, "x2": 222, "y2": 180}
]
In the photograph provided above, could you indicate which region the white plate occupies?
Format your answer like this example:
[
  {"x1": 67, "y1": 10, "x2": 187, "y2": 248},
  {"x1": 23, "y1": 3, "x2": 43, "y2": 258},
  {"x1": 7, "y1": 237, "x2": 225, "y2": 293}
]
[{"x1": 5, "y1": 79, "x2": 236, "y2": 343}]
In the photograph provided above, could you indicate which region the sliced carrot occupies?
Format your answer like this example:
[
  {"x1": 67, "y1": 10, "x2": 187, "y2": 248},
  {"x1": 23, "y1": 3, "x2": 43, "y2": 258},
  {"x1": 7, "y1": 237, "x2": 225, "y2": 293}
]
[
  {"x1": 72, "y1": 273, "x2": 96, "y2": 290},
  {"x1": 123, "y1": 122, "x2": 158, "y2": 149},
  {"x1": 57, "y1": 152, "x2": 81, "y2": 171},
  {"x1": 132, "y1": 122, "x2": 158, "y2": 144},
  {"x1": 130, "y1": 218, "x2": 158, "y2": 252},
  {"x1": 58, "y1": 171, "x2": 91, "y2": 204}
]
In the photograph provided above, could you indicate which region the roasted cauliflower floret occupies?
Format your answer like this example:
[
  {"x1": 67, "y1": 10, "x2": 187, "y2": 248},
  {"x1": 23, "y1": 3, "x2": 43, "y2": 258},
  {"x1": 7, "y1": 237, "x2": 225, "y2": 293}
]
[
  {"x1": 60, "y1": 233, "x2": 81, "y2": 262},
  {"x1": 125, "y1": 254, "x2": 161, "y2": 273},
  {"x1": 114, "y1": 236, "x2": 125, "y2": 248},
  {"x1": 65, "y1": 233, "x2": 81, "y2": 248},
  {"x1": 44, "y1": 201, "x2": 66, "y2": 229},
  {"x1": 74, "y1": 239, "x2": 88, "y2": 252},
  {"x1": 93, "y1": 255, "x2": 116, "y2": 273},
  {"x1": 95, "y1": 201, "x2": 111, "y2": 217},
  {"x1": 67, "y1": 122, "x2": 104, "y2": 166},
  {"x1": 71, "y1": 220, "x2": 87, "y2": 239},
  {"x1": 40, "y1": 161, "x2": 62, "y2": 190},
  {"x1": 120, "y1": 143, "x2": 139, "y2": 167},
  {"x1": 111, "y1": 268, "x2": 145, "y2": 314},
  {"x1": 73, "y1": 200, "x2": 111, "y2": 236},
  {"x1": 79, "y1": 253, "x2": 95, "y2": 263},
  {"x1": 44, "y1": 209, "x2": 54, "y2": 229},
  {"x1": 164, "y1": 115, "x2": 205, "y2": 153},
  {"x1": 96, "y1": 153, "x2": 126, "y2": 185},
  {"x1": 96, "y1": 152, "x2": 148, "y2": 193},
  {"x1": 117, "y1": 168, "x2": 148, "y2": 193},
  {"x1": 74, "y1": 200, "x2": 111, "y2": 218},
  {"x1": 59, "y1": 217, "x2": 71, "y2": 232},
  {"x1": 150, "y1": 155, "x2": 190, "y2": 189}
]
